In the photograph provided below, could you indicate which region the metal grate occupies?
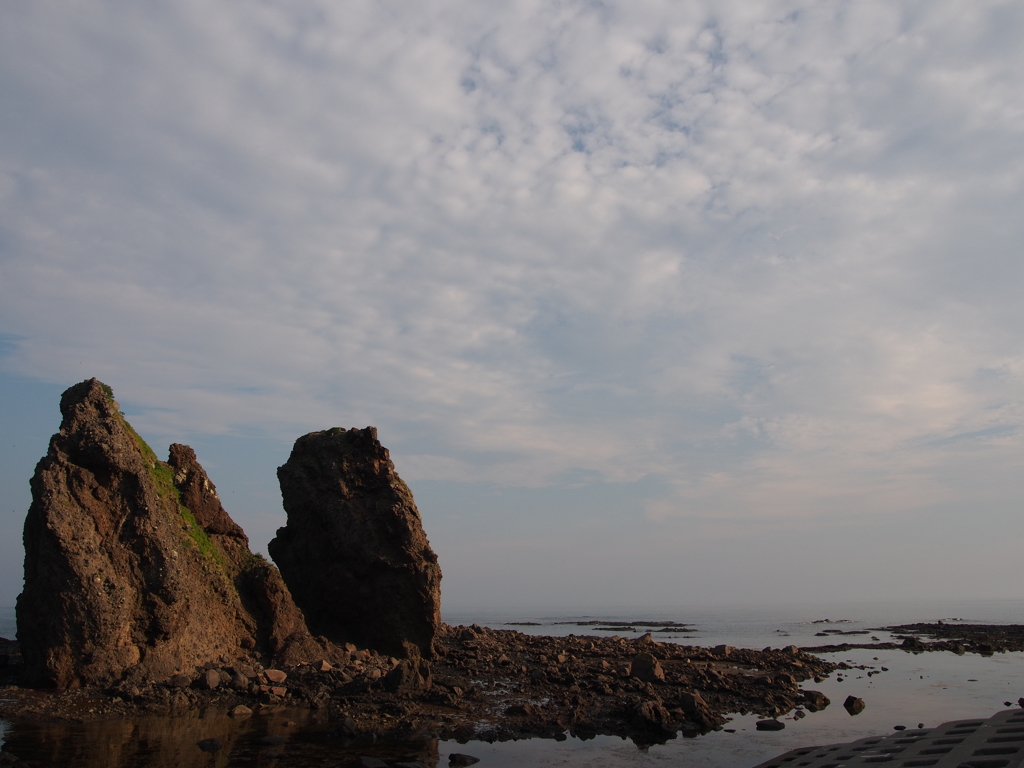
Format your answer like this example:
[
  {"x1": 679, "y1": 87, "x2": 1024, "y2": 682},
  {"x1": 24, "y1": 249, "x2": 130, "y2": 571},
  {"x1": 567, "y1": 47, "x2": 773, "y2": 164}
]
[{"x1": 750, "y1": 710, "x2": 1024, "y2": 768}]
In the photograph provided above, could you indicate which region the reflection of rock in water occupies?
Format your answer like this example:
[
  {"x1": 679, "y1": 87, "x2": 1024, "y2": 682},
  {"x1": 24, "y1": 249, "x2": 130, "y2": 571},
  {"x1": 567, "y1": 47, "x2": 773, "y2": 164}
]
[
  {"x1": 0, "y1": 709, "x2": 441, "y2": 768},
  {"x1": 1, "y1": 711, "x2": 248, "y2": 768}
]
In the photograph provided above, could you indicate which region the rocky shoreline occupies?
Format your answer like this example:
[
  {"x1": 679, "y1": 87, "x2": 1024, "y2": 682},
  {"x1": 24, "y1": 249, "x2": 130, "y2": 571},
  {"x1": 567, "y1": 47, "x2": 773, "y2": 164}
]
[
  {"x1": 4, "y1": 622, "x2": 1022, "y2": 751},
  {"x1": 2, "y1": 624, "x2": 838, "y2": 748}
]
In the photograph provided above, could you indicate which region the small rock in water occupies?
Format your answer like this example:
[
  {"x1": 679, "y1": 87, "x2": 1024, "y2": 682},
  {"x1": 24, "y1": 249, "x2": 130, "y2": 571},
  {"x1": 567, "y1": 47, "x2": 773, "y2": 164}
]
[
  {"x1": 230, "y1": 705, "x2": 253, "y2": 717},
  {"x1": 197, "y1": 738, "x2": 223, "y2": 753},
  {"x1": 918, "y1": 723, "x2": 924, "y2": 729},
  {"x1": 448, "y1": 754, "x2": 481, "y2": 767},
  {"x1": 793, "y1": 709, "x2": 806, "y2": 720},
  {"x1": 844, "y1": 696, "x2": 866, "y2": 715},
  {"x1": 893, "y1": 725, "x2": 906, "y2": 730},
  {"x1": 801, "y1": 690, "x2": 830, "y2": 712},
  {"x1": 756, "y1": 719, "x2": 785, "y2": 731}
]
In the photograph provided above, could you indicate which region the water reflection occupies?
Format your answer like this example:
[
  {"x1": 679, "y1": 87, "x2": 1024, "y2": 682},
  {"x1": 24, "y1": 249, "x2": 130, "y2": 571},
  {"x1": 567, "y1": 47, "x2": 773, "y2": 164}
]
[
  {"x1": 1, "y1": 709, "x2": 441, "y2": 768},
  {"x1": 3, "y1": 647, "x2": 1023, "y2": 768}
]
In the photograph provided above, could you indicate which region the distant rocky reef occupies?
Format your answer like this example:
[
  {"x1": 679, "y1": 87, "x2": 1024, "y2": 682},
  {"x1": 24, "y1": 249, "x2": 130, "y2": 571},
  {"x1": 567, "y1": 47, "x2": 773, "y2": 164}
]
[{"x1": 17, "y1": 378, "x2": 442, "y2": 689}]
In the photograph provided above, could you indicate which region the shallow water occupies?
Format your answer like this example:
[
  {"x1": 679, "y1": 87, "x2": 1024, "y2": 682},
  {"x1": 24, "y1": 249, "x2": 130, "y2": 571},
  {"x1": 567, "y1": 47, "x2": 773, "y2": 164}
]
[{"x1": 2, "y1": 600, "x2": 1023, "y2": 767}]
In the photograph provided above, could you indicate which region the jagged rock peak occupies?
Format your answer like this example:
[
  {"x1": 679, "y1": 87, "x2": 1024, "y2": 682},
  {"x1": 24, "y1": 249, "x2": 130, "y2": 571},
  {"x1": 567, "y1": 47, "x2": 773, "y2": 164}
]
[
  {"x1": 167, "y1": 443, "x2": 246, "y2": 538},
  {"x1": 270, "y1": 427, "x2": 442, "y2": 658},
  {"x1": 16, "y1": 378, "x2": 333, "y2": 689}
]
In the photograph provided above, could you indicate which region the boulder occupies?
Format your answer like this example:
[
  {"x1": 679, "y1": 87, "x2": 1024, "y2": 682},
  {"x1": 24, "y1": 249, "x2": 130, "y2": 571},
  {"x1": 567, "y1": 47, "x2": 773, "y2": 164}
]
[
  {"x1": 844, "y1": 695, "x2": 866, "y2": 715},
  {"x1": 16, "y1": 379, "x2": 332, "y2": 688},
  {"x1": 265, "y1": 669, "x2": 288, "y2": 684},
  {"x1": 269, "y1": 427, "x2": 442, "y2": 658},
  {"x1": 383, "y1": 659, "x2": 432, "y2": 692},
  {"x1": 801, "y1": 690, "x2": 831, "y2": 711},
  {"x1": 630, "y1": 653, "x2": 666, "y2": 682}
]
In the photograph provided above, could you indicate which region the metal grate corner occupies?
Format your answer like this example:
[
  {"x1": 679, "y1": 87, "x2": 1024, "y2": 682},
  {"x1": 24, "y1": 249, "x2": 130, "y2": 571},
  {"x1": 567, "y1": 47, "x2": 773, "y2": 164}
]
[{"x1": 751, "y1": 709, "x2": 1024, "y2": 768}]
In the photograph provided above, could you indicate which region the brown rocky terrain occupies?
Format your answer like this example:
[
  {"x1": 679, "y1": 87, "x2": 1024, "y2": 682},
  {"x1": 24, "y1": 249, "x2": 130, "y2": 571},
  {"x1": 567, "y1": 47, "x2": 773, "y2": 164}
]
[
  {"x1": 15, "y1": 379, "x2": 337, "y2": 689},
  {"x1": 0, "y1": 623, "x2": 836, "y2": 749},
  {"x1": 270, "y1": 427, "x2": 442, "y2": 659}
]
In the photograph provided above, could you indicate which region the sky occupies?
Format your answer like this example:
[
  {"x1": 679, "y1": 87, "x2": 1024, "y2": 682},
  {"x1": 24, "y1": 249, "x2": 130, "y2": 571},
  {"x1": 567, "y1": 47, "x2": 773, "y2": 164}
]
[{"x1": 2, "y1": 0, "x2": 1023, "y2": 613}]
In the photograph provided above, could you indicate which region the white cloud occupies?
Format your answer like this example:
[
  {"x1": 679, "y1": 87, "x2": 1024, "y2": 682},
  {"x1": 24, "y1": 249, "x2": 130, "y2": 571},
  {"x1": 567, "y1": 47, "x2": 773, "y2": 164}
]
[{"x1": 2, "y1": 0, "x2": 1023, "y2": 531}]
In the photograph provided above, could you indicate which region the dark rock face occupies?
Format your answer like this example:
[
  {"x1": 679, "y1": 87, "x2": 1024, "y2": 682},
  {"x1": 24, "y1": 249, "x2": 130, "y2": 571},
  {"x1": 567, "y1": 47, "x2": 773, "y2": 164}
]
[
  {"x1": 16, "y1": 379, "x2": 328, "y2": 688},
  {"x1": 843, "y1": 695, "x2": 866, "y2": 715},
  {"x1": 270, "y1": 427, "x2": 441, "y2": 658}
]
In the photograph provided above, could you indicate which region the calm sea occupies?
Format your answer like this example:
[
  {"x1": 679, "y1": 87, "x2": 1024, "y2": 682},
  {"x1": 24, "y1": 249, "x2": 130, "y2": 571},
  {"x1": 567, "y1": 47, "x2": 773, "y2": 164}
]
[{"x1": 2, "y1": 599, "x2": 1023, "y2": 768}]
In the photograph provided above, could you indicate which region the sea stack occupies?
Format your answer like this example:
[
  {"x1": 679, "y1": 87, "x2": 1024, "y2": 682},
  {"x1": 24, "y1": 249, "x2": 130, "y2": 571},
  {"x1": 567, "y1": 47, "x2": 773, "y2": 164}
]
[
  {"x1": 270, "y1": 427, "x2": 442, "y2": 658},
  {"x1": 16, "y1": 378, "x2": 327, "y2": 688}
]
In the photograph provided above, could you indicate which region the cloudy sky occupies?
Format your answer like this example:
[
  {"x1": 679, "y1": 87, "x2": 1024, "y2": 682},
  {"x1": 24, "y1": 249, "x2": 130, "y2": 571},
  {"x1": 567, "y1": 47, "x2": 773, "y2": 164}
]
[{"x1": 2, "y1": 0, "x2": 1023, "y2": 612}]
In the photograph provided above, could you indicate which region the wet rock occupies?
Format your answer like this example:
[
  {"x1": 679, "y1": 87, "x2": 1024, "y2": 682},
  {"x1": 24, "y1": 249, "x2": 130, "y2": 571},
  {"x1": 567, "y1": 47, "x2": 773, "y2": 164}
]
[
  {"x1": 844, "y1": 695, "x2": 866, "y2": 715},
  {"x1": 203, "y1": 669, "x2": 221, "y2": 690},
  {"x1": 265, "y1": 669, "x2": 288, "y2": 684},
  {"x1": 384, "y1": 659, "x2": 432, "y2": 692},
  {"x1": 196, "y1": 738, "x2": 223, "y2": 753},
  {"x1": 230, "y1": 704, "x2": 253, "y2": 717},
  {"x1": 270, "y1": 427, "x2": 442, "y2": 658},
  {"x1": 448, "y1": 754, "x2": 480, "y2": 767},
  {"x1": 801, "y1": 690, "x2": 830, "y2": 711},
  {"x1": 628, "y1": 698, "x2": 676, "y2": 741},
  {"x1": 756, "y1": 719, "x2": 785, "y2": 731},
  {"x1": 16, "y1": 380, "x2": 332, "y2": 688},
  {"x1": 167, "y1": 673, "x2": 192, "y2": 689},
  {"x1": 677, "y1": 690, "x2": 708, "y2": 714},
  {"x1": 630, "y1": 653, "x2": 665, "y2": 683}
]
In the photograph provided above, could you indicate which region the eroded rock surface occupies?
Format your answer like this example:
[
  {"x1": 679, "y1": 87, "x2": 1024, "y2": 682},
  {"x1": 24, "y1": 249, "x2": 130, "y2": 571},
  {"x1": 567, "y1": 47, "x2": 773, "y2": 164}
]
[
  {"x1": 270, "y1": 427, "x2": 441, "y2": 658},
  {"x1": 16, "y1": 379, "x2": 332, "y2": 688}
]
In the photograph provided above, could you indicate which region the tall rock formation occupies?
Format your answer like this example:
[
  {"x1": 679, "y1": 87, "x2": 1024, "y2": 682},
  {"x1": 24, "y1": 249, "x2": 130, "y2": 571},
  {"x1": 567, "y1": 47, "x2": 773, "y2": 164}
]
[
  {"x1": 270, "y1": 427, "x2": 442, "y2": 658},
  {"x1": 17, "y1": 379, "x2": 327, "y2": 688}
]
